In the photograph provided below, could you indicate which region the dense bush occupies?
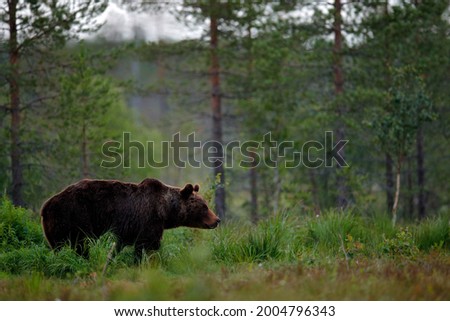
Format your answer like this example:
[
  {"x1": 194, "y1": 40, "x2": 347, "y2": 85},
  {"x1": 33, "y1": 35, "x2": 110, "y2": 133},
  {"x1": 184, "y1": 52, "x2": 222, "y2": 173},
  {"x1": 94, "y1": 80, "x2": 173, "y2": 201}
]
[{"x1": 0, "y1": 197, "x2": 43, "y2": 251}]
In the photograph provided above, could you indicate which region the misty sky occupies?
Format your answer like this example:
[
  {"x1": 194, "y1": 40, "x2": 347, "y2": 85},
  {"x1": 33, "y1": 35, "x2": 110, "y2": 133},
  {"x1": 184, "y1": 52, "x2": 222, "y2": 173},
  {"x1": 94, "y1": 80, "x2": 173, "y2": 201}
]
[{"x1": 94, "y1": 2, "x2": 202, "y2": 42}]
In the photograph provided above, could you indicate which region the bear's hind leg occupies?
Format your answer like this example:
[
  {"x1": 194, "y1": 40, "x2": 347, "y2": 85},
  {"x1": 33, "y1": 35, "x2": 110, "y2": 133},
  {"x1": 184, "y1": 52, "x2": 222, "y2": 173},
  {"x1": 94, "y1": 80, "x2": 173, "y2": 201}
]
[{"x1": 70, "y1": 233, "x2": 90, "y2": 259}]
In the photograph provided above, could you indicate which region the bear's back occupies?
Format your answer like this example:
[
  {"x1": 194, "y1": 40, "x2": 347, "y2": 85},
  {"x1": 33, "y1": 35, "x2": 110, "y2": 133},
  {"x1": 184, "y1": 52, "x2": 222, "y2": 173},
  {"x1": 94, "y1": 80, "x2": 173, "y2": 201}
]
[{"x1": 41, "y1": 179, "x2": 140, "y2": 239}]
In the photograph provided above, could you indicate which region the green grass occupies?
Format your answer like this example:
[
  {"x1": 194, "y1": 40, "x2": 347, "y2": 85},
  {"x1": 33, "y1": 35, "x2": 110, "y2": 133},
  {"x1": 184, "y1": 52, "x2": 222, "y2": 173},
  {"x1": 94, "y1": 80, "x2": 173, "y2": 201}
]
[
  {"x1": 212, "y1": 214, "x2": 294, "y2": 263},
  {"x1": 0, "y1": 197, "x2": 449, "y2": 300},
  {"x1": 413, "y1": 215, "x2": 450, "y2": 250}
]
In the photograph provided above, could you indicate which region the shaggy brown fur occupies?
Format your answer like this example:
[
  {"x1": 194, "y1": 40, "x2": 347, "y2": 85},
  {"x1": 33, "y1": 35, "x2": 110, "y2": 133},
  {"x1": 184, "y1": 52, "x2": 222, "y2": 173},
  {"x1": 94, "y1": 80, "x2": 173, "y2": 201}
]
[{"x1": 40, "y1": 178, "x2": 220, "y2": 262}]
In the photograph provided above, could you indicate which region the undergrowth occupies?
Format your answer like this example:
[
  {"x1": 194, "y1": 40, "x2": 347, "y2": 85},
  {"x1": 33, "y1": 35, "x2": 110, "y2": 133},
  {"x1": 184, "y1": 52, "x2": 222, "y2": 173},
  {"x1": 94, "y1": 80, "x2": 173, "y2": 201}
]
[{"x1": 0, "y1": 197, "x2": 448, "y2": 280}]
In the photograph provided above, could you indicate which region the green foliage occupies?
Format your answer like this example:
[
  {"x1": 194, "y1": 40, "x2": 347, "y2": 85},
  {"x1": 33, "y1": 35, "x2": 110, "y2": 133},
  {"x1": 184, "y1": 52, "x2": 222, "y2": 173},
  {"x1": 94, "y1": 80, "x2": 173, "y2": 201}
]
[
  {"x1": 0, "y1": 0, "x2": 449, "y2": 301},
  {"x1": 380, "y1": 227, "x2": 419, "y2": 258},
  {"x1": 59, "y1": 45, "x2": 115, "y2": 124},
  {"x1": 0, "y1": 232, "x2": 136, "y2": 278},
  {"x1": 200, "y1": 173, "x2": 228, "y2": 210},
  {"x1": 55, "y1": 44, "x2": 123, "y2": 179},
  {"x1": 0, "y1": 197, "x2": 43, "y2": 251},
  {"x1": 0, "y1": 245, "x2": 86, "y2": 277},
  {"x1": 0, "y1": 0, "x2": 108, "y2": 207},
  {"x1": 373, "y1": 66, "x2": 434, "y2": 163}
]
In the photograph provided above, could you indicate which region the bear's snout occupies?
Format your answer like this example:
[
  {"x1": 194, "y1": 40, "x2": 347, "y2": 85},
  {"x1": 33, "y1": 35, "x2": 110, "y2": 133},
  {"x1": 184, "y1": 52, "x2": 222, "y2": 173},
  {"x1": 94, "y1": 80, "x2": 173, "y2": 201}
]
[
  {"x1": 208, "y1": 217, "x2": 221, "y2": 229},
  {"x1": 204, "y1": 210, "x2": 221, "y2": 229}
]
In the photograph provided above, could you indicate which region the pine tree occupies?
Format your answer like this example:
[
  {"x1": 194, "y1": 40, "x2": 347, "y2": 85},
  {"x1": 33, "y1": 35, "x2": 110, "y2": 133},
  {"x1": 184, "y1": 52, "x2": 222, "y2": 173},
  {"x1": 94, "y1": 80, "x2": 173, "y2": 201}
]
[{"x1": 0, "y1": 0, "x2": 107, "y2": 205}]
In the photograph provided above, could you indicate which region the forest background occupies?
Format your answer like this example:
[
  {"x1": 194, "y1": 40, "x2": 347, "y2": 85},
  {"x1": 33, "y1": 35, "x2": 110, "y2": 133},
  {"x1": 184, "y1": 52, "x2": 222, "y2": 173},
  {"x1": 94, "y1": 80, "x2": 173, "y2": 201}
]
[{"x1": 0, "y1": 0, "x2": 449, "y2": 300}]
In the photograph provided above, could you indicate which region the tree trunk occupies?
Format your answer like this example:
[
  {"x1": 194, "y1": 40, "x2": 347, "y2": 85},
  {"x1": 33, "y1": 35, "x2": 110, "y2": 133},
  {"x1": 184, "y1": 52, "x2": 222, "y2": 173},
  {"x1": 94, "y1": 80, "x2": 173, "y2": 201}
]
[
  {"x1": 385, "y1": 153, "x2": 394, "y2": 211},
  {"x1": 246, "y1": 21, "x2": 258, "y2": 224},
  {"x1": 333, "y1": 0, "x2": 348, "y2": 208},
  {"x1": 382, "y1": 2, "x2": 394, "y2": 215},
  {"x1": 156, "y1": 53, "x2": 169, "y2": 114},
  {"x1": 308, "y1": 169, "x2": 320, "y2": 211},
  {"x1": 392, "y1": 161, "x2": 401, "y2": 227},
  {"x1": 417, "y1": 126, "x2": 426, "y2": 219},
  {"x1": 210, "y1": 10, "x2": 225, "y2": 220},
  {"x1": 8, "y1": 0, "x2": 24, "y2": 206},
  {"x1": 273, "y1": 160, "x2": 281, "y2": 215},
  {"x1": 411, "y1": 0, "x2": 426, "y2": 220},
  {"x1": 81, "y1": 121, "x2": 89, "y2": 178},
  {"x1": 250, "y1": 158, "x2": 258, "y2": 224},
  {"x1": 407, "y1": 157, "x2": 414, "y2": 219}
]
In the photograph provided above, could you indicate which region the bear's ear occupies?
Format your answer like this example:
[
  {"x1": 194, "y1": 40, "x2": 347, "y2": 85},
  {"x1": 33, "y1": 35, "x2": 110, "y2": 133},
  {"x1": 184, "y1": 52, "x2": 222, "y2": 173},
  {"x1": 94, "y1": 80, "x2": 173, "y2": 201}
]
[
  {"x1": 180, "y1": 184, "x2": 194, "y2": 198},
  {"x1": 193, "y1": 184, "x2": 200, "y2": 192}
]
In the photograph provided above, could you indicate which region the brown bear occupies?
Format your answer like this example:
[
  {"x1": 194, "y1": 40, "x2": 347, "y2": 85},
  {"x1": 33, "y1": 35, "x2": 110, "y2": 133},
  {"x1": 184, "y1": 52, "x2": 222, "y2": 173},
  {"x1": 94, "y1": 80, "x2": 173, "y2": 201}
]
[{"x1": 40, "y1": 178, "x2": 220, "y2": 262}]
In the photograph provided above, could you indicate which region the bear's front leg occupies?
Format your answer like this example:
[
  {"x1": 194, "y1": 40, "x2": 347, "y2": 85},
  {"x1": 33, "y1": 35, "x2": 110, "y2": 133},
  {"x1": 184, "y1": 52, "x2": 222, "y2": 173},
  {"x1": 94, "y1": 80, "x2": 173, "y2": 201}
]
[{"x1": 134, "y1": 239, "x2": 161, "y2": 264}]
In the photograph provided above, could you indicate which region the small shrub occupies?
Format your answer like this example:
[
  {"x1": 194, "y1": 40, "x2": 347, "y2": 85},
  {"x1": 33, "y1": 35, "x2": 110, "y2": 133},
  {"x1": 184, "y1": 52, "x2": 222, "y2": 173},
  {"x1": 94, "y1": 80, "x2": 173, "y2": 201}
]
[
  {"x1": 0, "y1": 197, "x2": 43, "y2": 251},
  {"x1": 343, "y1": 234, "x2": 365, "y2": 258},
  {"x1": 0, "y1": 245, "x2": 50, "y2": 275},
  {"x1": 380, "y1": 227, "x2": 419, "y2": 258}
]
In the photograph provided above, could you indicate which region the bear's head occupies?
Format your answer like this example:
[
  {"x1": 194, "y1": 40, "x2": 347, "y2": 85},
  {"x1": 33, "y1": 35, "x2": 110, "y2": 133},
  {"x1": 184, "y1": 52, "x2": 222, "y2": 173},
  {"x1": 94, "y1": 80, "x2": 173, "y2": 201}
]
[{"x1": 179, "y1": 183, "x2": 221, "y2": 229}]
